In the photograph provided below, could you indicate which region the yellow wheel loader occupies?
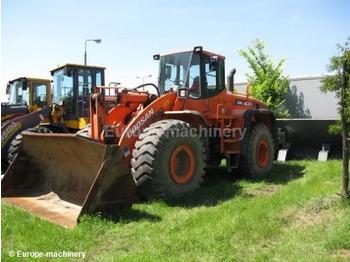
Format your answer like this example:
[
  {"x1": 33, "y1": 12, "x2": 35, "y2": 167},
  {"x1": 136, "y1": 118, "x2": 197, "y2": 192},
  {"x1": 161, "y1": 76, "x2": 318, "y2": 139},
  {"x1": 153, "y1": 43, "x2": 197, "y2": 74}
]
[
  {"x1": 1, "y1": 77, "x2": 51, "y2": 168},
  {"x1": 1, "y1": 77, "x2": 51, "y2": 122},
  {"x1": 1, "y1": 64, "x2": 105, "y2": 172}
]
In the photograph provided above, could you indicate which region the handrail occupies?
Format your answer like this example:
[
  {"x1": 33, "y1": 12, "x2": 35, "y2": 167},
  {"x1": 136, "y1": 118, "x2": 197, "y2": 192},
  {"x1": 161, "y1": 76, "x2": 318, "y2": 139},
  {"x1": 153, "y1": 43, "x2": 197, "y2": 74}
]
[{"x1": 216, "y1": 104, "x2": 225, "y2": 120}]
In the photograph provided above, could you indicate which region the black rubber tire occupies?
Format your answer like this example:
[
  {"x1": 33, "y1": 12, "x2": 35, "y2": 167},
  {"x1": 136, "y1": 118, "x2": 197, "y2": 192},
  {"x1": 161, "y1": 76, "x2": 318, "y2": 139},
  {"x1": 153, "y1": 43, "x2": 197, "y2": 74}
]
[
  {"x1": 1, "y1": 159, "x2": 9, "y2": 173},
  {"x1": 238, "y1": 124, "x2": 274, "y2": 178},
  {"x1": 131, "y1": 119, "x2": 206, "y2": 199},
  {"x1": 7, "y1": 126, "x2": 52, "y2": 164}
]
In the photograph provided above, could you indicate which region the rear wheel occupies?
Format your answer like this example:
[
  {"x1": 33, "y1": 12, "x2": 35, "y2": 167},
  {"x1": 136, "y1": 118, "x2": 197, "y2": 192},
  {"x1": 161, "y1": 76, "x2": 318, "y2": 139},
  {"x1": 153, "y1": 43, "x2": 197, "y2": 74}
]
[
  {"x1": 131, "y1": 119, "x2": 206, "y2": 199},
  {"x1": 238, "y1": 124, "x2": 274, "y2": 177},
  {"x1": 7, "y1": 126, "x2": 52, "y2": 164}
]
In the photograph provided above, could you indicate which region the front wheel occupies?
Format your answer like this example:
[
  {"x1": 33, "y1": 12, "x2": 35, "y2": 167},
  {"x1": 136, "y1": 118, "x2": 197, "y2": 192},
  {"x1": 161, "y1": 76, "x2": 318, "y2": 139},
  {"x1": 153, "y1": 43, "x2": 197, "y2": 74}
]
[
  {"x1": 131, "y1": 119, "x2": 206, "y2": 199},
  {"x1": 238, "y1": 124, "x2": 274, "y2": 177}
]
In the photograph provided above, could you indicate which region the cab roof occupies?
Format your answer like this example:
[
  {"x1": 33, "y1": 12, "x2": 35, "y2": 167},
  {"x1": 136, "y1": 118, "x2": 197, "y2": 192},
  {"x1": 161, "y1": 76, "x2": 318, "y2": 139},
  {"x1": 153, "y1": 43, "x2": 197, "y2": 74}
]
[
  {"x1": 160, "y1": 49, "x2": 225, "y2": 60},
  {"x1": 8, "y1": 77, "x2": 50, "y2": 84},
  {"x1": 50, "y1": 63, "x2": 106, "y2": 73}
]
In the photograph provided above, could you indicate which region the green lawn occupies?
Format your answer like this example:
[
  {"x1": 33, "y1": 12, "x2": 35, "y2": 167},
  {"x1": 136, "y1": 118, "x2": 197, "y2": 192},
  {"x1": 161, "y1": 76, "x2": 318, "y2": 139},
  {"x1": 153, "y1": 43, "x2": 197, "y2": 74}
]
[{"x1": 2, "y1": 160, "x2": 350, "y2": 261}]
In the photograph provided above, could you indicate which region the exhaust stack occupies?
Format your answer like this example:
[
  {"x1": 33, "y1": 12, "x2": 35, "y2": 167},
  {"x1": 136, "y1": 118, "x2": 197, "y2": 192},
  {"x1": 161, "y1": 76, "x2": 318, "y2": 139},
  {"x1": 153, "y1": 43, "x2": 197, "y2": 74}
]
[{"x1": 227, "y1": 68, "x2": 236, "y2": 92}]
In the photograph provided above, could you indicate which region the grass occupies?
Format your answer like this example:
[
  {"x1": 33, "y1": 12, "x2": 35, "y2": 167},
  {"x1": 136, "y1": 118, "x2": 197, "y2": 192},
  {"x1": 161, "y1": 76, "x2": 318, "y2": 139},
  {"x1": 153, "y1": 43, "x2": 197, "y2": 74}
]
[{"x1": 2, "y1": 160, "x2": 350, "y2": 261}]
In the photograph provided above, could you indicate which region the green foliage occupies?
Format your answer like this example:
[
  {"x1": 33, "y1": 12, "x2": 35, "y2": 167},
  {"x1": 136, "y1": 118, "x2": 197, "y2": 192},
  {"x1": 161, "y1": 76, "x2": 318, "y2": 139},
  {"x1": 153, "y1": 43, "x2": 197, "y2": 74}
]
[
  {"x1": 2, "y1": 161, "x2": 350, "y2": 261},
  {"x1": 321, "y1": 74, "x2": 342, "y2": 93},
  {"x1": 321, "y1": 37, "x2": 350, "y2": 133},
  {"x1": 239, "y1": 39, "x2": 290, "y2": 118},
  {"x1": 328, "y1": 121, "x2": 342, "y2": 135}
]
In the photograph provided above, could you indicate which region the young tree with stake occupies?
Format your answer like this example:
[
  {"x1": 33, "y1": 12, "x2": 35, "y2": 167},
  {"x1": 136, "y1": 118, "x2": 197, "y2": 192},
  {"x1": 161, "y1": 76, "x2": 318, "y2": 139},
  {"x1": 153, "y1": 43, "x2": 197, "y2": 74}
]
[{"x1": 321, "y1": 37, "x2": 350, "y2": 199}]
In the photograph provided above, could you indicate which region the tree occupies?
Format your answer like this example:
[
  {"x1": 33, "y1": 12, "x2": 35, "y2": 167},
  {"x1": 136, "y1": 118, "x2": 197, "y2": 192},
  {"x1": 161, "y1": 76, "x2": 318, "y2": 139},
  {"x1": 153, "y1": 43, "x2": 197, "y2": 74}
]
[
  {"x1": 239, "y1": 39, "x2": 290, "y2": 118},
  {"x1": 321, "y1": 37, "x2": 350, "y2": 199}
]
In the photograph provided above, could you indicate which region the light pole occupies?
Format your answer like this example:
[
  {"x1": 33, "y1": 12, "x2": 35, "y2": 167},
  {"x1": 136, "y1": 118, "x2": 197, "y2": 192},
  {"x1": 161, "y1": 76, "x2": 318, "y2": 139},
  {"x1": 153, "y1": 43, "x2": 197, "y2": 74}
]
[
  {"x1": 136, "y1": 74, "x2": 152, "y2": 91},
  {"x1": 136, "y1": 74, "x2": 152, "y2": 85},
  {"x1": 84, "y1": 39, "x2": 102, "y2": 66}
]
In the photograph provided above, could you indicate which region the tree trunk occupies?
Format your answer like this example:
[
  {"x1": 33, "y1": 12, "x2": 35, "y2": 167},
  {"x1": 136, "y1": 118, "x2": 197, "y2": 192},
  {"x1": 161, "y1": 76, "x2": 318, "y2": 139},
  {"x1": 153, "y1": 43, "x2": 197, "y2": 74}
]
[{"x1": 341, "y1": 62, "x2": 349, "y2": 198}]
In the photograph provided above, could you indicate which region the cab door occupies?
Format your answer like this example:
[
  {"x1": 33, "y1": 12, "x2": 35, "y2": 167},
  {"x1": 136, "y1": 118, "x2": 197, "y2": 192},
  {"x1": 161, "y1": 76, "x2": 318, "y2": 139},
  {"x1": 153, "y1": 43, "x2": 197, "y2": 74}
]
[
  {"x1": 75, "y1": 68, "x2": 105, "y2": 118},
  {"x1": 30, "y1": 81, "x2": 50, "y2": 111},
  {"x1": 76, "y1": 69, "x2": 93, "y2": 118},
  {"x1": 182, "y1": 54, "x2": 209, "y2": 113},
  {"x1": 205, "y1": 58, "x2": 226, "y2": 119}
]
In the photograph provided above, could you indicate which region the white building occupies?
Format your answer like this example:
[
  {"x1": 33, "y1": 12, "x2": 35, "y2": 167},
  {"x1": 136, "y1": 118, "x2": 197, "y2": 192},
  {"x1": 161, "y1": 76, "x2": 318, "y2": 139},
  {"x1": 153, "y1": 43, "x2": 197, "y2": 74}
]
[{"x1": 234, "y1": 75, "x2": 338, "y2": 119}]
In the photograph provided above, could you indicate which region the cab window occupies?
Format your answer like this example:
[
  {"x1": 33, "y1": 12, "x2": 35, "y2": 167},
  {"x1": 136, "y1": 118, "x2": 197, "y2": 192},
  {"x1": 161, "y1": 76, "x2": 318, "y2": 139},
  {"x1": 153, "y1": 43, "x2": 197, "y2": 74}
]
[
  {"x1": 96, "y1": 71, "x2": 102, "y2": 86},
  {"x1": 52, "y1": 69, "x2": 74, "y2": 114},
  {"x1": 204, "y1": 57, "x2": 217, "y2": 97},
  {"x1": 188, "y1": 55, "x2": 201, "y2": 99},
  {"x1": 77, "y1": 69, "x2": 92, "y2": 117},
  {"x1": 218, "y1": 59, "x2": 225, "y2": 92},
  {"x1": 32, "y1": 82, "x2": 48, "y2": 107},
  {"x1": 78, "y1": 69, "x2": 92, "y2": 98},
  {"x1": 9, "y1": 80, "x2": 29, "y2": 105},
  {"x1": 203, "y1": 57, "x2": 225, "y2": 97}
]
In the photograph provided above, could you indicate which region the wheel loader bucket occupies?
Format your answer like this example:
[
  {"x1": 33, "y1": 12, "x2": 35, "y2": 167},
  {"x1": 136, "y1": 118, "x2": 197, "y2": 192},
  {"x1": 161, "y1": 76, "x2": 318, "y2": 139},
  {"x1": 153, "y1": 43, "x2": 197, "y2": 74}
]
[{"x1": 1, "y1": 133, "x2": 135, "y2": 228}]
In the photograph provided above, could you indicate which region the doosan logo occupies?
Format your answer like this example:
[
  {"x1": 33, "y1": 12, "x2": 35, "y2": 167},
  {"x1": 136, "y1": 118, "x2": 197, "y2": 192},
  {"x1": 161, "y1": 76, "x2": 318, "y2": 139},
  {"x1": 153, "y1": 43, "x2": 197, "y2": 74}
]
[
  {"x1": 234, "y1": 100, "x2": 253, "y2": 107},
  {"x1": 126, "y1": 108, "x2": 154, "y2": 138}
]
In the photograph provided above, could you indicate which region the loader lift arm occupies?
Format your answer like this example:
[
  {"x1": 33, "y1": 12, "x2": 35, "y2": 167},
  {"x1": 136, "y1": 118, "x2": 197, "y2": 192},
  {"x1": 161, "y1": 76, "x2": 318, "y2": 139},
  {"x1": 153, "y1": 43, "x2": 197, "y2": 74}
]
[{"x1": 1, "y1": 105, "x2": 63, "y2": 170}]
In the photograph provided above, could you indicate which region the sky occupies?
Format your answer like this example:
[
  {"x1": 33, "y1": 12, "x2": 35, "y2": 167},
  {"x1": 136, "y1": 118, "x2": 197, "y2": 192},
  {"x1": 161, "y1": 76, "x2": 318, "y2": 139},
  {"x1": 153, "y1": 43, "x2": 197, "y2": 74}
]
[{"x1": 1, "y1": 0, "x2": 349, "y2": 102}]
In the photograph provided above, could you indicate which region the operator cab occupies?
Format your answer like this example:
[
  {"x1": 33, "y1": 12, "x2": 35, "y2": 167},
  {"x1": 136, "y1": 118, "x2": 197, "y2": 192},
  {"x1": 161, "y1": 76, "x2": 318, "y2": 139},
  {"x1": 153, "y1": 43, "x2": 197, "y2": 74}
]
[
  {"x1": 6, "y1": 77, "x2": 51, "y2": 107},
  {"x1": 50, "y1": 64, "x2": 105, "y2": 121},
  {"x1": 6, "y1": 78, "x2": 30, "y2": 106},
  {"x1": 6, "y1": 77, "x2": 50, "y2": 107},
  {"x1": 155, "y1": 46, "x2": 226, "y2": 99}
]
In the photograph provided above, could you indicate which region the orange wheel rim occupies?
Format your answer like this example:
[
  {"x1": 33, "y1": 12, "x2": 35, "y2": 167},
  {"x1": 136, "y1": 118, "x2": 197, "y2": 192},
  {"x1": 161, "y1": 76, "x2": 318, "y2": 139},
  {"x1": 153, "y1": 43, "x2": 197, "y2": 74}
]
[
  {"x1": 256, "y1": 139, "x2": 269, "y2": 168},
  {"x1": 169, "y1": 144, "x2": 195, "y2": 184}
]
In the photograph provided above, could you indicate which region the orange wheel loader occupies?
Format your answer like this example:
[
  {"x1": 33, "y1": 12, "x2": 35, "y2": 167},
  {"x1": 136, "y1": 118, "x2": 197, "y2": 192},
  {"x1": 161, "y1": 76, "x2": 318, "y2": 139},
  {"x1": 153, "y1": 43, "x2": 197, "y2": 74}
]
[{"x1": 2, "y1": 46, "x2": 276, "y2": 228}]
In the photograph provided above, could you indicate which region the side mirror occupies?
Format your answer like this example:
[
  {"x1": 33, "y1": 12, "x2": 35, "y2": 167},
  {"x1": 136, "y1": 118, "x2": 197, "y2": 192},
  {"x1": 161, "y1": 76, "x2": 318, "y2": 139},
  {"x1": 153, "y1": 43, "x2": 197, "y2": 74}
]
[
  {"x1": 153, "y1": 54, "x2": 160, "y2": 60},
  {"x1": 177, "y1": 87, "x2": 188, "y2": 98},
  {"x1": 209, "y1": 56, "x2": 218, "y2": 72},
  {"x1": 22, "y1": 80, "x2": 28, "y2": 91},
  {"x1": 6, "y1": 83, "x2": 10, "y2": 94},
  {"x1": 193, "y1": 46, "x2": 203, "y2": 54}
]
